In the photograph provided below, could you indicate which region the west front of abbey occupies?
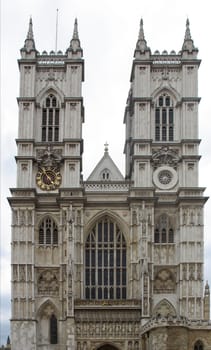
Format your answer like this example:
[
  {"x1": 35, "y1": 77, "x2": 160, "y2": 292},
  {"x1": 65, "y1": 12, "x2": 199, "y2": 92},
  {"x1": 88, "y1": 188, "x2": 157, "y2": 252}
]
[{"x1": 8, "y1": 17, "x2": 211, "y2": 350}]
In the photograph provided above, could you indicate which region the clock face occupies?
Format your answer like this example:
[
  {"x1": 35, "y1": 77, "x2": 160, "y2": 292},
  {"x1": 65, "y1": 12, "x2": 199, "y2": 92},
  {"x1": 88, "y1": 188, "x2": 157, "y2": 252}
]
[{"x1": 36, "y1": 166, "x2": 62, "y2": 191}]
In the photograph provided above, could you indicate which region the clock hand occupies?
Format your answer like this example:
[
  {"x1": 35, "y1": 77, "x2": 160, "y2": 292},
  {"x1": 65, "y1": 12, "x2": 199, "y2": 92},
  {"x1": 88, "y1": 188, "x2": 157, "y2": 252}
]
[{"x1": 41, "y1": 168, "x2": 54, "y2": 184}]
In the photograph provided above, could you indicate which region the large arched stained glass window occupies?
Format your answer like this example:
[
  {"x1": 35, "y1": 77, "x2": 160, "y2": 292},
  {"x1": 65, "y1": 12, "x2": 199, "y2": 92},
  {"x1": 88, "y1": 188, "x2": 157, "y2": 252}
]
[{"x1": 85, "y1": 217, "x2": 127, "y2": 300}]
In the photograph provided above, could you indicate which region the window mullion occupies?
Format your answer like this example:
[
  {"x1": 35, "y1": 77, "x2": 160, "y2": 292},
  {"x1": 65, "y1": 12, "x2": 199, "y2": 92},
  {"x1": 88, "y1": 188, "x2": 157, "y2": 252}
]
[
  {"x1": 96, "y1": 241, "x2": 98, "y2": 295},
  {"x1": 47, "y1": 108, "x2": 49, "y2": 141},
  {"x1": 114, "y1": 226, "x2": 117, "y2": 299},
  {"x1": 53, "y1": 108, "x2": 55, "y2": 141}
]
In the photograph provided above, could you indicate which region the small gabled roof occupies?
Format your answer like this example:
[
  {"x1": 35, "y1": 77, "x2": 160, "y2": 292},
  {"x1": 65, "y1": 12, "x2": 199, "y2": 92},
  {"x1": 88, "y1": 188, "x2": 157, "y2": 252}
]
[{"x1": 86, "y1": 143, "x2": 124, "y2": 181}]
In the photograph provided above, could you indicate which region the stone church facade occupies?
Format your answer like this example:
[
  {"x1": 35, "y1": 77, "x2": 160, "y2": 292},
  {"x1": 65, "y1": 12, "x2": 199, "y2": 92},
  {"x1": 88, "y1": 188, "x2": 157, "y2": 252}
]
[{"x1": 8, "y1": 17, "x2": 211, "y2": 349}]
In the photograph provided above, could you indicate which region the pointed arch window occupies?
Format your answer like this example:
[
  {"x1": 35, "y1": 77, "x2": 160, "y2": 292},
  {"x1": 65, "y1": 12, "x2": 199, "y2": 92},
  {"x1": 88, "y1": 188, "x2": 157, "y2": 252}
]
[
  {"x1": 101, "y1": 168, "x2": 111, "y2": 181},
  {"x1": 155, "y1": 94, "x2": 174, "y2": 141},
  {"x1": 194, "y1": 341, "x2": 203, "y2": 350},
  {"x1": 39, "y1": 217, "x2": 58, "y2": 246},
  {"x1": 50, "y1": 314, "x2": 58, "y2": 344},
  {"x1": 154, "y1": 214, "x2": 174, "y2": 243},
  {"x1": 85, "y1": 217, "x2": 127, "y2": 300},
  {"x1": 42, "y1": 94, "x2": 60, "y2": 142}
]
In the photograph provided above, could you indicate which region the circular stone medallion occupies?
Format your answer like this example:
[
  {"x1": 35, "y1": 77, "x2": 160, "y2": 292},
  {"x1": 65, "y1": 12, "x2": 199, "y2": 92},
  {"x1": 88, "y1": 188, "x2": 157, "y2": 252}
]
[{"x1": 153, "y1": 166, "x2": 178, "y2": 190}]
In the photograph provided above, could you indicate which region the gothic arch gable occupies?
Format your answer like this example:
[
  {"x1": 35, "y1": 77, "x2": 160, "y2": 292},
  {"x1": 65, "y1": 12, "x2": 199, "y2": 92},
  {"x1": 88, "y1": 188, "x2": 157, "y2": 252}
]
[
  {"x1": 85, "y1": 210, "x2": 128, "y2": 243},
  {"x1": 36, "y1": 299, "x2": 59, "y2": 345},
  {"x1": 36, "y1": 298, "x2": 59, "y2": 319},
  {"x1": 152, "y1": 85, "x2": 180, "y2": 105},
  {"x1": 36, "y1": 85, "x2": 65, "y2": 106},
  {"x1": 153, "y1": 298, "x2": 177, "y2": 318},
  {"x1": 36, "y1": 213, "x2": 59, "y2": 228}
]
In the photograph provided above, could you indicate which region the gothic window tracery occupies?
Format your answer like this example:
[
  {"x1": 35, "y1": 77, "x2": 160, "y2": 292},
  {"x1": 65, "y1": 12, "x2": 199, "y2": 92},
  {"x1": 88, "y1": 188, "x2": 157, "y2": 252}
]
[
  {"x1": 85, "y1": 217, "x2": 127, "y2": 300},
  {"x1": 155, "y1": 93, "x2": 174, "y2": 141},
  {"x1": 39, "y1": 217, "x2": 58, "y2": 245},
  {"x1": 154, "y1": 214, "x2": 174, "y2": 243},
  {"x1": 42, "y1": 94, "x2": 60, "y2": 142}
]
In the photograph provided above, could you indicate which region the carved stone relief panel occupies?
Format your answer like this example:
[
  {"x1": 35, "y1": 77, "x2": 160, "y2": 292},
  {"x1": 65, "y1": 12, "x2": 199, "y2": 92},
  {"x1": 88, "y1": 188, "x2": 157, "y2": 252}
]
[
  {"x1": 154, "y1": 245, "x2": 175, "y2": 265},
  {"x1": 154, "y1": 267, "x2": 176, "y2": 293},
  {"x1": 181, "y1": 207, "x2": 202, "y2": 226},
  {"x1": 37, "y1": 269, "x2": 59, "y2": 296},
  {"x1": 75, "y1": 309, "x2": 141, "y2": 339}
]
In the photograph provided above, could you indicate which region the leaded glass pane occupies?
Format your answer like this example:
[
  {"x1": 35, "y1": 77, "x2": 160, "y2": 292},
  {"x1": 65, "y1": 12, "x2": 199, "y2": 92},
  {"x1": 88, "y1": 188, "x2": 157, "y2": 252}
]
[
  {"x1": 155, "y1": 229, "x2": 159, "y2": 243},
  {"x1": 98, "y1": 287, "x2": 102, "y2": 299},
  {"x1": 169, "y1": 229, "x2": 174, "y2": 243},
  {"x1": 50, "y1": 315, "x2": 57, "y2": 344},
  {"x1": 155, "y1": 108, "x2": 160, "y2": 123},
  {"x1": 91, "y1": 269, "x2": 95, "y2": 285},
  {"x1": 98, "y1": 269, "x2": 102, "y2": 285},
  {"x1": 161, "y1": 229, "x2": 167, "y2": 243},
  {"x1": 42, "y1": 127, "x2": 46, "y2": 141},
  {"x1": 98, "y1": 250, "x2": 102, "y2": 266},
  {"x1": 110, "y1": 250, "x2": 114, "y2": 266},
  {"x1": 159, "y1": 96, "x2": 163, "y2": 106},
  {"x1": 104, "y1": 250, "x2": 108, "y2": 266}
]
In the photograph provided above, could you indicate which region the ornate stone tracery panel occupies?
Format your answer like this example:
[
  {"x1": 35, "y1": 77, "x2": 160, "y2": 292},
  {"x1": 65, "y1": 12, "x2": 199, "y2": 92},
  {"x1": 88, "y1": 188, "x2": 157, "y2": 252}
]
[
  {"x1": 152, "y1": 147, "x2": 180, "y2": 169},
  {"x1": 153, "y1": 299, "x2": 177, "y2": 318}
]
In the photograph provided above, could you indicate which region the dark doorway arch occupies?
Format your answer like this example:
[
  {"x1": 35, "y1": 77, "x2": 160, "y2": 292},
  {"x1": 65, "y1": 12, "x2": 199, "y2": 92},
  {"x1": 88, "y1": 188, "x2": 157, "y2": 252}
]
[{"x1": 97, "y1": 346, "x2": 119, "y2": 350}]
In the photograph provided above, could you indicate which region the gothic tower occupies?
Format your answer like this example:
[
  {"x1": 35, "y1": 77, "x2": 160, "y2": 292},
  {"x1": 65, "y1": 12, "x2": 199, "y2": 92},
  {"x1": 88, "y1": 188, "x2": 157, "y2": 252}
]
[
  {"x1": 9, "y1": 18, "x2": 210, "y2": 350},
  {"x1": 9, "y1": 18, "x2": 84, "y2": 349},
  {"x1": 124, "y1": 18, "x2": 207, "y2": 320}
]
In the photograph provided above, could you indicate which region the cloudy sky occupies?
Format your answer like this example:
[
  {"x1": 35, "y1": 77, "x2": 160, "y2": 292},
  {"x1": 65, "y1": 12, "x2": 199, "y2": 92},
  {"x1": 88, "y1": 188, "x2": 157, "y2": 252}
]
[{"x1": 1, "y1": 0, "x2": 211, "y2": 344}]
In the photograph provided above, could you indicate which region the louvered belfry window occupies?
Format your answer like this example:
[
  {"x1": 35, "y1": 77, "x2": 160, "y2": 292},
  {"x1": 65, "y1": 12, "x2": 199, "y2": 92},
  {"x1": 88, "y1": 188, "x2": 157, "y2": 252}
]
[
  {"x1": 42, "y1": 94, "x2": 59, "y2": 142},
  {"x1": 155, "y1": 94, "x2": 174, "y2": 142}
]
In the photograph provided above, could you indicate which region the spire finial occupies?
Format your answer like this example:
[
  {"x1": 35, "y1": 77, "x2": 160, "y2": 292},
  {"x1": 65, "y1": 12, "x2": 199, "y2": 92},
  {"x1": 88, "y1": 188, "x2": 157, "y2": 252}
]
[
  {"x1": 27, "y1": 17, "x2": 34, "y2": 40},
  {"x1": 66, "y1": 18, "x2": 83, "y2": 57},
  {"x1": 73, "y1": 18, "x2": 79, "y2": 40},
  {"x1": 104, "y1": 142, "x2": 109, "y2": 154},
  {"x1": 138, "y1": 18, "x2": 145, "y2": 41},
  {"x1": 134, "y1": 18, "x2": 150, "y2": 56},
  {"x1": 182, "y1": 18, "x2": 197, "y2": 54},
  {"x1": 184, "y1": 18, "x2": 191, "y2": 40},
  {"x1": 21, "y1": 17, "x2": 36, "y2": 54}
]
